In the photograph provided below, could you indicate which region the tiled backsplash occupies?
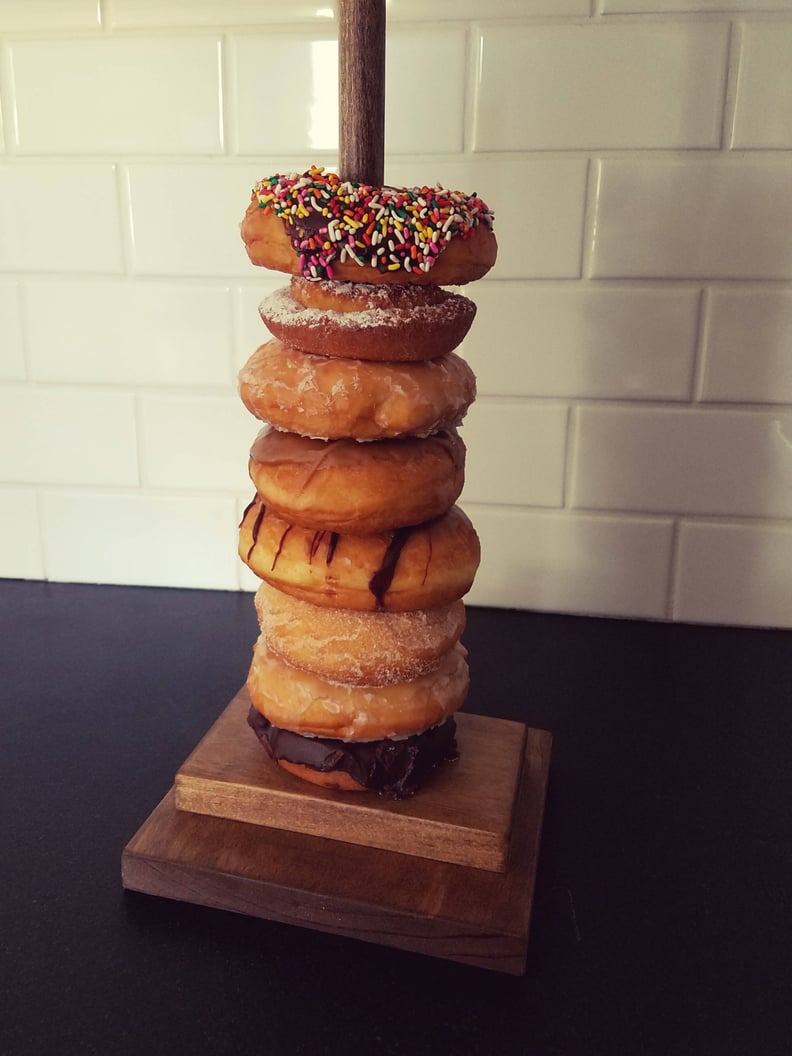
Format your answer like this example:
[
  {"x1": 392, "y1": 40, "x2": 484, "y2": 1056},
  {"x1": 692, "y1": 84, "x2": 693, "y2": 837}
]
[{"x1": 2, "y1": 0, "x2": 792, "y2": 628}]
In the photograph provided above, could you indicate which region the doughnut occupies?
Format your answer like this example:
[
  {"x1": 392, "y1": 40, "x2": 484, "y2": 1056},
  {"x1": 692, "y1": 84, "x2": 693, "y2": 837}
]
[
  {"x1": 254, "y1": 581, "x2": 466, "y2": 686},
  {"x1": 241, "y1": 166, "x2": 497, "y2": 285},
  {"x1": 259, "y1": 278, "x2": 476, "y2": 363},
  {"x1": 247, "y1": 426, "x2": 465, "y2": 535},
  {"x1": 247, "y1": 707, "x2": 458, "y2": 797},
  {"x1": 239, "y1": 499, "x2": 480, "y2": 612},
  {"x1": 238, "y1": 339, "x2": 476, "y2": 441},
  {"x1": 246, "y1": 634, "x2": 469, "y2": 741}
]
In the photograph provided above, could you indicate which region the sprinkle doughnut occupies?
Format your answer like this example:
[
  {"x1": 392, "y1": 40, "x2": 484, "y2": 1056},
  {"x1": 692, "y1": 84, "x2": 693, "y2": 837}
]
[
  {"x1": 238, "y1": 498, "x2": 480, "y2": 612},
  {"x1": 259, "y1": 278, "x2": 476, "y2": 363},
  {"x1": 238, "y1": 339, "x2": 476, "y2": 441},
  {"x1": 247, "y1": 707, "x2": 458, "y2": 796},
  {"x1": 247, "y1": 635, "x2": 469, "y2": 741},
  {"x1": 254, "y1": 581, "x2": 466, "y2": 686},
  {"x1": 240, "y1": 166, "x2": 497, "y2": 285},
  {"x1": 248, "y1": 426, "x2": 466, "y2": 535}
]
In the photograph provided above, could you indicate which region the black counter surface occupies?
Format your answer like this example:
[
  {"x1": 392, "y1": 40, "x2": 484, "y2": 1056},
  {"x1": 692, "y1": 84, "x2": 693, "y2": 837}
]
[{"x1": 1, "y1": 579, "x2": 790, "y2": 1056}]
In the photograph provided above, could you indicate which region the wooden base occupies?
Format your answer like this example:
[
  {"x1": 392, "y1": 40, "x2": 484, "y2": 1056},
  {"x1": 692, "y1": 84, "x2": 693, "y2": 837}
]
[
  {"x1": 122, "y1": 693, "x2": 552, "y2": 975},
  {"x1": 175, "y1": 688, "x2": 528, "y2": 872}
]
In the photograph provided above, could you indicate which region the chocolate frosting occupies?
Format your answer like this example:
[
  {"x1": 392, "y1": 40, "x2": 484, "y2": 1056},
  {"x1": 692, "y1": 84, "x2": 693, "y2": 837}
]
[{"x1": 247, "y1": 707, "x2": 458, "y2": 798}]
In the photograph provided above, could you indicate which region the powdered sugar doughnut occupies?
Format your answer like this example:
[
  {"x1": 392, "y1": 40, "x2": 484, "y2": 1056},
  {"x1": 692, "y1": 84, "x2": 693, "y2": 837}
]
[
  {"x1": 259, "y1": 278, "x2": 476, "y2": 362},
  {"x1": 254, "y1": 581, "x2": 466, "y2": 686},
  {"x1": 247, "y1": 426, "x2": 465, "y2": 535},
  {"x1": 247, "y1": 634, "x2": 469, "y2": 741},
  {"x1": 238, "y1": 339, "x2": 476, "y2": 441}
]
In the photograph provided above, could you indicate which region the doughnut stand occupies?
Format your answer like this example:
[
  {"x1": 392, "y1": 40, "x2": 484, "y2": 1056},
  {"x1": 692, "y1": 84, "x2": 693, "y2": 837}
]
[{"x1": 121, "y1": 0, "x2": 551, "y2": 976}]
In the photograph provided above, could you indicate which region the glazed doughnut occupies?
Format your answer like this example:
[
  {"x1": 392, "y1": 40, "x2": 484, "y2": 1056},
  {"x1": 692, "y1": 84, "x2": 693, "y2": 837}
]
[
  {"x1": 247, "y1": 707, "x2": 458, "y2": 796},
  {"x1": 247, "y1": 634, "x2": 469, "y2": 741},
  {"x1": 248, "y1": 426, "x2": 465, "y2": 535},
  {"x1": 259, "y1": 278, "x2": 476, "y2": 363},
  {"x1": 238, "y1": 339, "x2": 476, "y2": 441},
  {"x1": 254, "y1": 581, "x2": 466, "y2": 686},
  {"x1": 238, "y1": 498, "x2": 480, "y2": 612},
  {"x1": 241, "y1": 166, "x2": 497, "y2": 285}
]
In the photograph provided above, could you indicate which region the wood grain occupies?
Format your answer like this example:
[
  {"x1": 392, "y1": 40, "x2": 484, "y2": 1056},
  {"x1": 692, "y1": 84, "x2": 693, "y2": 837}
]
[
  {"x1": 122, "y1": 716, "x2": 552, "y2": 975},
  {"x1": 175, "y1": 688, "x2": 526, "y2": 872},
  {"x1": 338, "y1": 0, "x2": 386, "y2": 185}
]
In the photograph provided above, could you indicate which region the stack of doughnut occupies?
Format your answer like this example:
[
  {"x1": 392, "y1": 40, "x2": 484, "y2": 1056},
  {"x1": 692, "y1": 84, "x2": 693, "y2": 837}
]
[{"x1": 237, "y1": 166, "x2": 496, "y2": 797}]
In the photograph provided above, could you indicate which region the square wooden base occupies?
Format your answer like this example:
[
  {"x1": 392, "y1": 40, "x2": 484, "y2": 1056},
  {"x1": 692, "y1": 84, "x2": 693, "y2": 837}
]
[
  {"x1": 122, "y1": 692, "x2": 552, "y2": 975},
  {"x1": 175, "y1": 688, "x2": 529, "y2": 872}
]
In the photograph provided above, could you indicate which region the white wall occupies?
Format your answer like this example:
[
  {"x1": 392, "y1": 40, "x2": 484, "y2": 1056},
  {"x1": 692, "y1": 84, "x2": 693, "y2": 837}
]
[{"x1": 2, "y1": 0, "x2": 792, "y2": 628}]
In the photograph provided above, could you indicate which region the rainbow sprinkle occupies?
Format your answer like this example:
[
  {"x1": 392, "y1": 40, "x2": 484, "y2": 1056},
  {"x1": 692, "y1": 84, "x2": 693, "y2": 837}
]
[{"x1": 252, "y1": 166, "x2": 494, "y2": 281}]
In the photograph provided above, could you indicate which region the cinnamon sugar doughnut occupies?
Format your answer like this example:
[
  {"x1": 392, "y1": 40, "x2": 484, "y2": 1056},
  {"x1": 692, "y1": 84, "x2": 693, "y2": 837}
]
[
  {"x1": 248, "y1": 426, "x2": 465, "y2": 535},
  {"x1": 238, "y1": 498, "x2": 480, "y2": 612},
  {"x1": 254, "y1": 581, "x2": 466, "y2": 686},
  {"x1": 241, "y1": 167, "x2": 497, "y2": 286},
  {"x1": 238, "y1": 339, "x2": 476, "y2": 441},
  {"x1": 247, "y1": 635, "x2": 469, "y2": 741},
  {"x1": 259, "y1": 278, "x2": 476, "y2": 363}
]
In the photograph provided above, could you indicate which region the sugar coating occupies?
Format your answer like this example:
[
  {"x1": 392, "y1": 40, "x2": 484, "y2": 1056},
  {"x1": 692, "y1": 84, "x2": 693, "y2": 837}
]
[
  {"x1": 259, "y1": 286, "x2": 469, "y2": 333},
  {"x1": 255, "y1": 581, "x2": 466, "y2": 686}
]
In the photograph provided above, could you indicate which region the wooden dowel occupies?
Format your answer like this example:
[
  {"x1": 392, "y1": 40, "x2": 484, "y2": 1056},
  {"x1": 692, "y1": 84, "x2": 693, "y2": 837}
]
[{"x1": 338, "y1": 0, "x2": 386, "y2": 186}]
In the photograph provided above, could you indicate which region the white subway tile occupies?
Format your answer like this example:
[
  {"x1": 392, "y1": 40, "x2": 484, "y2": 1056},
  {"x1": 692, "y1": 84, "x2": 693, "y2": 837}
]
[
  {"x1": 0, "y1": 0, "x2": 100, "y2": 31},
  {"x1": 733, "y1": 23, "x2": 792, "y2": 150},
  {"x1": 10, "y1": 38, "x2": 223, "y2": 155},
  {"x1": 387, "y1": 159, "x2": 589, "y2": 279},
  {"x1": 603, "y1": 1, "x2": 788, "y2": 10},
  {"x1": 465, "y1": 505, "x2": 674, "y2": 619},
  {"x1": 0, "y1": 164, "x2": 123, "y2": 274},
  {"x1": 0, "y1": 282, "x2": 25, "y2": 381},
  {"x1": 461, "y1": 283, "x2": 698, "y2": 400},
  {"x1": 675, "y1": 521, "x2": 792, "y2": 629},
  {"x1": 701, "y1": 289, "x2": 792, "y2": 404},
  {"x1": 474, "y1": 23, "x2": 727, "y2": 151},
  {"x1": 40, "y1": 490, "x2": 239, "y2": 590},
  {"x1": 234, "y1": 27, "x2": 466, "y2": 156},
  {"x1": 461, "y1": 399, "x2": 568, "y2": 508},
  {"x1": 392, "y1": 0, "x2": 589, "y2": 13},
  {"x1": 138, "y1": 394, "x2": 256, "y2": 492},
  {"x1": 128, "y1": 163, "x2": 276, "y2": 277},
  {"x1": 110, "y1": 0, "x2": 589, "y2": 27},
  {"x1": 233, "y1": 32, "x2": 337, "y2": 155},
  {"x1": 572, "y1": 406, "x2": 792, "y2": 519},
  {"x1": 0, "y1": 386, "x2": 138, "y2": 486},
  {"x1": 235, "y1": 279, "x2": 288, "y2": 371},
  {"x1": 384, "y1": 26, "x2": 467, "y2": 155},
  {"x1": 110, "y1": 0, "x2": 337, "y2": 26},
  {"x1": 0, "y1": 488, "x2": 44, "y2": 580},
  {"x1": 26, "y1": 280, "x2": 234, "y2": 387},
  {"x1": 592, "y1": 160, "x2": 792, "y2": 280}
]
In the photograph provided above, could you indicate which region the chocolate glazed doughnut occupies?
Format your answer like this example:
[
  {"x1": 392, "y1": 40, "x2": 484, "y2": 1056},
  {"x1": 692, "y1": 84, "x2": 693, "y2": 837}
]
[
  {"x1": 238, "y1": 498, "x2": 480, "y2": 612},
  {"x1": 247, "y1": 708, "x2": 459, "y2": 797}
]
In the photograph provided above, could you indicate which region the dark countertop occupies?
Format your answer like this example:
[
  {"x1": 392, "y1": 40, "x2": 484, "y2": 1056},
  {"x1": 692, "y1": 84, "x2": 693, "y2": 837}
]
[{"x1": 1, "y1": 579, "x2": 790, "y2": 1056}]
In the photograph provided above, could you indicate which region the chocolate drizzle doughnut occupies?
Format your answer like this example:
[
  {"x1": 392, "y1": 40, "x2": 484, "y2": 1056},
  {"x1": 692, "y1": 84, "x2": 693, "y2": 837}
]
[{"x1": 239, "y1": 497, "x2": 480, "y2": 612}]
